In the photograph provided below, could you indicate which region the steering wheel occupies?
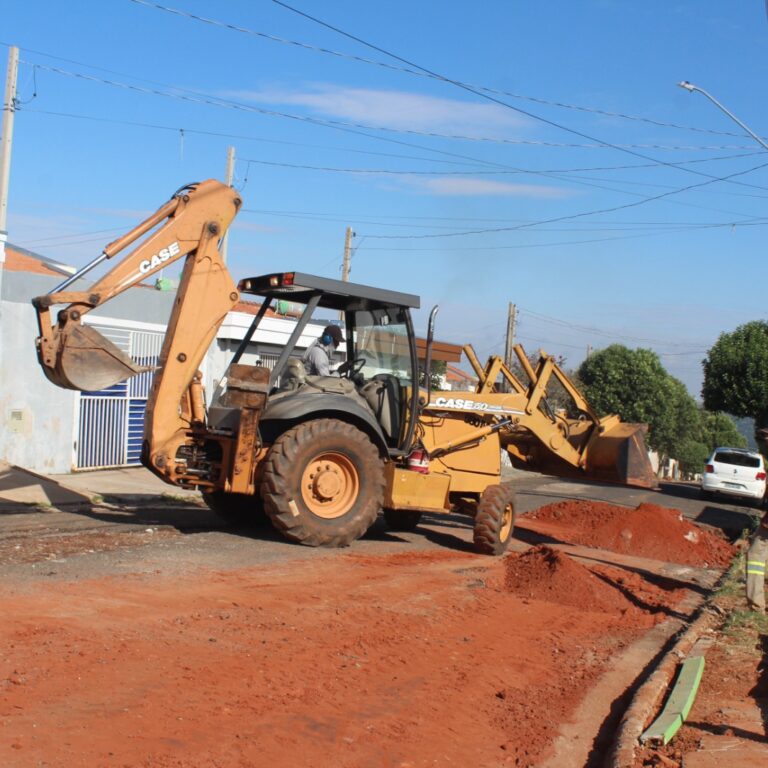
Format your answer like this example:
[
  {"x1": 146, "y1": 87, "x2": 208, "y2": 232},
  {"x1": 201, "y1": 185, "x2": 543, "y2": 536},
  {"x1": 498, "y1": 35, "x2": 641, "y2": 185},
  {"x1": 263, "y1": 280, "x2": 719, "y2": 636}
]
[{"x1": 337, "y1": 356, "x2": 367, "y2": 378}]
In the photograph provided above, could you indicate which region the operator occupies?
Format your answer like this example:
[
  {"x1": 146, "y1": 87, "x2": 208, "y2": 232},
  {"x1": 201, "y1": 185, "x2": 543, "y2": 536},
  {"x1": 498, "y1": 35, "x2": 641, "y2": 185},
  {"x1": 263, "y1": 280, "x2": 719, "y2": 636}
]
[
  {"x1": 303, "y1": 324, "x2": 344, "y2": 376},
  {"x1": 747, "y1": 509, "x2": 768, "y2": 613}
]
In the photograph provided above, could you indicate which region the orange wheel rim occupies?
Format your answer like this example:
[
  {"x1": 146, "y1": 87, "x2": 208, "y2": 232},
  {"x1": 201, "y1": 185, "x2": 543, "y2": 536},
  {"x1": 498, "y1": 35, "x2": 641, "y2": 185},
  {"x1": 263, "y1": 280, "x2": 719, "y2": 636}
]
[
  {"x1": 300, "y1": 452, "x2": 359, "y2": 519},
  {"x1": 500, "y1": 503, "x2": 513, "y2": 541}
]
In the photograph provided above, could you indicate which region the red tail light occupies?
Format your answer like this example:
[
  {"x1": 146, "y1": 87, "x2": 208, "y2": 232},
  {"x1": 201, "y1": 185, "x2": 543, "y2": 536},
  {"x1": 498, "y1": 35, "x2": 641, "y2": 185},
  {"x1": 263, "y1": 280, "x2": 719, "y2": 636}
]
[
  {"x1": 705, "y1": 464, "x2": 714, "y2": 473},
  {"x1": 757, "y1": 472, "x2": 766, "y2": 481}
]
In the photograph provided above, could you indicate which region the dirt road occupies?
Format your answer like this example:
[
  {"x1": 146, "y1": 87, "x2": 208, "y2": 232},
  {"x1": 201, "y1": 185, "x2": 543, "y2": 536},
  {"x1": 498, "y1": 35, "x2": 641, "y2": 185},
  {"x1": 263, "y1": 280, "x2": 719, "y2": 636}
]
[{"x1": 0, "y1": 475, "x2": 751, "y2": 767}]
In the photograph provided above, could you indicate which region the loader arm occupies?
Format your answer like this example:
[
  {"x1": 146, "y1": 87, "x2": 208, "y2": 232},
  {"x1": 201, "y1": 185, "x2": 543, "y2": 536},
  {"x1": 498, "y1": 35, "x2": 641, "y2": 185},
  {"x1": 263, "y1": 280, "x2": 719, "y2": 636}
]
[
  {"x1": 32, "y1": 179, "x2": 243, "y2": 482},
  {"x1": 459, "y1": 344, "x2": 657, "y2": 488}
]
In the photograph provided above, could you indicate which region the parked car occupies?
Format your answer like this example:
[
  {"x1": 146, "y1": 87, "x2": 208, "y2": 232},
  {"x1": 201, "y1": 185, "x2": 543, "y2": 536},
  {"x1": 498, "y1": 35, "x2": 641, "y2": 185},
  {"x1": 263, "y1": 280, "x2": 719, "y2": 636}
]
[{"x1": 701, "y1": 447, "x2": 766, "y2": 505}]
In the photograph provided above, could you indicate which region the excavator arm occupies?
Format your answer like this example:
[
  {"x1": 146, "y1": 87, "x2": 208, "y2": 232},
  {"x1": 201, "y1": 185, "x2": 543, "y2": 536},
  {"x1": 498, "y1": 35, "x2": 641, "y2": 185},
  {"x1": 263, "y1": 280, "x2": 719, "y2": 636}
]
[
  {"x1": 32, "y1": 179, "x2": 243, "y2": 482},
  {"x1": 33, "y1": 180, "x2": 241, "y2": 391}
]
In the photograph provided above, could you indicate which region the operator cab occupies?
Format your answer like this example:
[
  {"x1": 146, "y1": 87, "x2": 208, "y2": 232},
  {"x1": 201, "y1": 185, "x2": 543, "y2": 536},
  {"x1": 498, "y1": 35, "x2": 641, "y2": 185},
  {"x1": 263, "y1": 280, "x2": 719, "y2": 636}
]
[{"x1": 212, "y1": 271, "x2": 422, "y2": 456}]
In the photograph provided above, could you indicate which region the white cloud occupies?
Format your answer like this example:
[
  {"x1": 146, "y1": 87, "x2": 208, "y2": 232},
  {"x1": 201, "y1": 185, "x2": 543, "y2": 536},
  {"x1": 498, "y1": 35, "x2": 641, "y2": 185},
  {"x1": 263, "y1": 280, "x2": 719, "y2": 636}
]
[
  {"x1": 230, "y1": 84, "x2": 528, "y2": 137},
  {"x1": 398, "y1": 176, "x2": 572, "y2": 198}
]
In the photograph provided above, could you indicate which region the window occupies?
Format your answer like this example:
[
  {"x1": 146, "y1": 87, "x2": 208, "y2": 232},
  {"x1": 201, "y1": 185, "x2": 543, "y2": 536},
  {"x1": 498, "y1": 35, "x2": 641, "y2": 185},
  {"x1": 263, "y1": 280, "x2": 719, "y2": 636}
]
[
  {"x1": 350, "y1": 307, "x2": 413, "y2": 384},
  {"x1": 714, "y1": 451, "x2": 761, "y2": 468}
]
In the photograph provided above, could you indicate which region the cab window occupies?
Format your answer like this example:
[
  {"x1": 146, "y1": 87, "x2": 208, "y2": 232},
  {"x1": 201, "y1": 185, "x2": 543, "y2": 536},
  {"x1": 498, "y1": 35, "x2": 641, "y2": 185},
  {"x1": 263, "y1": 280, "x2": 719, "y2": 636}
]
[{"x1": 350, "y1": 307, "x2": 413, "y2": 384}]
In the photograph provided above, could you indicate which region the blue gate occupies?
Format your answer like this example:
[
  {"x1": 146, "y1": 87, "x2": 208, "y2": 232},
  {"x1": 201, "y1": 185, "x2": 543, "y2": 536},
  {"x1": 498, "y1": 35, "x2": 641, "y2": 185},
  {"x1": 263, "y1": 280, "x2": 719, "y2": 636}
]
[{"x1": 75, "y1": 324, "x2": 164, "y2": 469}]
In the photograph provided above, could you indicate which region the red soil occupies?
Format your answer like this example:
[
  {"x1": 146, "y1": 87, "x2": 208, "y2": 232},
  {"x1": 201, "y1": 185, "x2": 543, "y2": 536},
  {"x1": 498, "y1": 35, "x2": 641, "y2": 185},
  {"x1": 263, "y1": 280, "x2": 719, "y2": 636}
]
[
  {"x1": 0, "y1": 547, "x2": 683, "y2": 768},
  {"x1": 504, "y1": 545, "x2": 686, "y2": 622},
  {"x1": 522, "y1": 500, "x2": 734, "y2": 567}
]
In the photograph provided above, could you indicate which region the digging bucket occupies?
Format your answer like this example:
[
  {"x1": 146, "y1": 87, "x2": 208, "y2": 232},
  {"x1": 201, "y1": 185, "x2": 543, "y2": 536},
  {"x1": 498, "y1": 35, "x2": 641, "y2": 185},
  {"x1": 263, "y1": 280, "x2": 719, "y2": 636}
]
[
  {"x1": 582, "y1": 421, "x2": 658, "y2": 489},
  {"x1": 40, "y1": 323, "x2": 151, "y2": 391}
]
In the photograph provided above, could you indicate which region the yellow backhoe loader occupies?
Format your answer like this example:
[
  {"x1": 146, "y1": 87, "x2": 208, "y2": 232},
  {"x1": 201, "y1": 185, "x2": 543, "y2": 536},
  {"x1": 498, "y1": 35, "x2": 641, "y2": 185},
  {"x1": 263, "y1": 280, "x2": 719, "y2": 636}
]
[{"x1": 33, "y1": 179, "x2": 655, "y2": 556}]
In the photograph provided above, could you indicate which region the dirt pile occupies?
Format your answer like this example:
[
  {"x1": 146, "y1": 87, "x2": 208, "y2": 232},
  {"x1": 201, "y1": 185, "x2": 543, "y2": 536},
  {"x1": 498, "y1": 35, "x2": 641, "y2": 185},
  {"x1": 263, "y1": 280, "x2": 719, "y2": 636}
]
[
  {"x1": 504, "y1": 545, "x2": 684, "y2": 623},
  {"x1": 505, "y1": 545, "x2": 631, "y2": 612},
  {"x1": 524, "y1": 500, "x2": 734, "y2": 567}
]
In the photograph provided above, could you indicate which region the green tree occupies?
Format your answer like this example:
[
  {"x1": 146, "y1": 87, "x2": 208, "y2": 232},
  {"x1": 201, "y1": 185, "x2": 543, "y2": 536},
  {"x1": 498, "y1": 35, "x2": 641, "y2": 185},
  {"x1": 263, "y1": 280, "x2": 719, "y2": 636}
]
[
  {"x1": 420, "y1": 359, "x2": 447, "y2": 390},
  {"x1": 701, "y1": 411, "x2": 746, "y2": 450},
  {"x1": 577, "y1": 345, "x2": 689, "y2": 456},
  {"x1": 675, "y1": 438, "x2": 711, "y2": 476},
  {"x1": 702, "y1": 321, "x2": 768, "y2": 429}
]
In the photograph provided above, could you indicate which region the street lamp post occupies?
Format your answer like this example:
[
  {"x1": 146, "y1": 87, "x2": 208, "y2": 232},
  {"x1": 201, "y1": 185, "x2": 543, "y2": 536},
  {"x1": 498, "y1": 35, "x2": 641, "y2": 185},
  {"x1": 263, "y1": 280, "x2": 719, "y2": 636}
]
[{"x1": 677, "y1": 80, "x2": 768, "y2": 151}]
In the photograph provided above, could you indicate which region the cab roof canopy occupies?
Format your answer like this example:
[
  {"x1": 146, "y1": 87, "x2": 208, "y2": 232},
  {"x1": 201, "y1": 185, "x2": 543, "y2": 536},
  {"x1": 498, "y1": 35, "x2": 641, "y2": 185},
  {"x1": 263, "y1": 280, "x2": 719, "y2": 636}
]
[{"x1": 238, "y1": 272, "x2": 420, "y2": 312}]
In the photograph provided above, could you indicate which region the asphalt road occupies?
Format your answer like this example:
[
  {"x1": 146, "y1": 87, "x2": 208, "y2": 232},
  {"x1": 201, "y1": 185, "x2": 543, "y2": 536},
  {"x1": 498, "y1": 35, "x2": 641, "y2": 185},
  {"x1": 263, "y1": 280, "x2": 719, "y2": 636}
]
[{"x1": 0, "y1": 469, "x2": 760, "y2": 583}]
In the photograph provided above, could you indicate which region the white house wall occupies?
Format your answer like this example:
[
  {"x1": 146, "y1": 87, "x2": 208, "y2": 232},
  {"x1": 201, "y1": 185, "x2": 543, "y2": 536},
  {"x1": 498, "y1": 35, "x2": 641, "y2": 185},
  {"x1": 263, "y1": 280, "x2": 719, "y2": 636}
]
[{"x1": 0, "y1": 298, "x2": 76, "y2": 472}]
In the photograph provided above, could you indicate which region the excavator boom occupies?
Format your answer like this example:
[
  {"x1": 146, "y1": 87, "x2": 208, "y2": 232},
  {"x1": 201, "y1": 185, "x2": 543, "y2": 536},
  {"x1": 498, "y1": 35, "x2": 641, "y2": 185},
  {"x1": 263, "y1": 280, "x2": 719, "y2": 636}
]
[{"x1": 33, "y1": 180, "x2": 241, "y2": 392}]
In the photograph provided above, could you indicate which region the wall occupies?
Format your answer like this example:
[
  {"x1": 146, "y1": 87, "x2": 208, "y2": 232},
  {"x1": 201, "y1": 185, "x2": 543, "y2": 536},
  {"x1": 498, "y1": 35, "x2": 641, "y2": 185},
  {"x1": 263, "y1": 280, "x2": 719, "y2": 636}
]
[
  {"x1": 0, "y1": 270, "x2": 177, "y2": 473},
  {"x1": 0, "y1": 298, "x2": 76, "y2": 472}
]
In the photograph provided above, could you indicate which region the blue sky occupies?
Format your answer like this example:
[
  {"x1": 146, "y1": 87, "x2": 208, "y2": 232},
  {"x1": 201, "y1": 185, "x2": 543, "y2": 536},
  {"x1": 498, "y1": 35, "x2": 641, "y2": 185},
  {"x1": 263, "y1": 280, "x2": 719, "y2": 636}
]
[{"x1": 4, "y1": 1, "x2": 768, "y2": 396}]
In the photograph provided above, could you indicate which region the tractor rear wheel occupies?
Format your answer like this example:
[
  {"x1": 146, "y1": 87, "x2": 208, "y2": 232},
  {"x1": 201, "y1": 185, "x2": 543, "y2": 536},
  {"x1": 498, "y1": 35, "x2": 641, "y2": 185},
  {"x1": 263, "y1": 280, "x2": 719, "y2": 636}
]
[
  {"x1": 202, "y1": 490, "x2": 268, "y2": 527},
  {"x1": 473, "y1": 483, "x2": 515, "y2": 556},
  {"x1": 261, "y1": 418, "x2": 384, "y2": 547},
  {"x1": 383, "y1": 509, "x2": 422, "y2": 532}
]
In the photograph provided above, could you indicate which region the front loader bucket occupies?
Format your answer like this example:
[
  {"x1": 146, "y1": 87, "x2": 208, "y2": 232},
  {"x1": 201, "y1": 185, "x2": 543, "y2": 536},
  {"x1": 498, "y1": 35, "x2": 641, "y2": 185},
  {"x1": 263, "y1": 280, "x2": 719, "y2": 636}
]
[
  {"x1": 39, "y1": 323, "x2": 151, "y2": 391},
  {"x1": 582, "y1": 422, "x2": 658, "y2": 489}
]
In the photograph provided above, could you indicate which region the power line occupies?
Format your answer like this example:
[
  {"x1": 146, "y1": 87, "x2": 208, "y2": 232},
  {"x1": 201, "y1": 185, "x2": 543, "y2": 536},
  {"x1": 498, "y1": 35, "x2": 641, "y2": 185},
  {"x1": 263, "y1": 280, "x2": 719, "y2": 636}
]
[
  {"x1": 518, "y1": 307, "x2": 705, "y2": 347},
  {"x1": 127, "y1": 2, "x2": 767, "y2": 142},
  {"x1": 236, "y1": 155, "x2": 768, "y2": 203},
  {"x1": 21, "y1": 106, "x2": 514, "y2": 169},
  {"x1": 22, "y1": 102, "x2": 768, "y2": 213},
  {"x1": 270, "y1": 0, "x2": 768, "y2": 195},
  {"x1": 18, "y1": 55, "x2": 768, "y2": 227},
  {"x1": 362, "y1": 157, "x2": 768, "y2": 240},
  {"x1": 15, "y1": 51, "x2": 768, "y2": 153},
  {"x1": 245, "y1": 207, "x2": 767, "y2": 227}
]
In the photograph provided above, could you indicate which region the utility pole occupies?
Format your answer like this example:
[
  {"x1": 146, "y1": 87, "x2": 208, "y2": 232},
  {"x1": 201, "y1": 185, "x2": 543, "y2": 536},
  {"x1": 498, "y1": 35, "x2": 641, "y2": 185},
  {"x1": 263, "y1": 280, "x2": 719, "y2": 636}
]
[
  {"x1": 341, "y1": 226, "x2": 354, "y2": 282},
  {"x1": 339, "y1": 227, "x2": 354, "y2": 321},
  {"x1": 586, "y1": 344, "x2": 593, "y2": 359},
  {"x1": 220, "y1": 145, "x2": 235, "y2": 264},
  {"x1": 0, "y1": 45, "x2": 19, "y2": 268},
  {"x1": 504, "y1": 302, "x2": 517, "y2": 369}
]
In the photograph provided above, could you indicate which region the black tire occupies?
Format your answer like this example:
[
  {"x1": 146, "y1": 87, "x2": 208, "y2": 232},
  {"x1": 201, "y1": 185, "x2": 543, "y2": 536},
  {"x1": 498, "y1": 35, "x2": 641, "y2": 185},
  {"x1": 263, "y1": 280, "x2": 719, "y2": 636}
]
[
  {"x1": 383, "y1": 509, "x2": 422, "y2": 532},
  {"x1": 473, "y1": 483, "x2": 516, "y2": 556},
  {"x1": 202, "y1": 490, "x2": 269, "y2": 527},
  {"x1": 260, "y1": 418, "x2": 385, "y2": 547}
]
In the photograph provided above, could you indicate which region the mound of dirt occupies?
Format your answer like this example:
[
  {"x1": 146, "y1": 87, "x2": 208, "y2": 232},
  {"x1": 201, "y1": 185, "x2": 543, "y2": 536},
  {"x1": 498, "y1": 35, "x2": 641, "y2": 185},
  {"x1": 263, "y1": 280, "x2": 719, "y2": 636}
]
[
  {"x1": 505, "y1": 545, "x2": 639, "y2": 614},
  {"x1": 525, "y1": 500, "x2": 734, "y2": 567}
]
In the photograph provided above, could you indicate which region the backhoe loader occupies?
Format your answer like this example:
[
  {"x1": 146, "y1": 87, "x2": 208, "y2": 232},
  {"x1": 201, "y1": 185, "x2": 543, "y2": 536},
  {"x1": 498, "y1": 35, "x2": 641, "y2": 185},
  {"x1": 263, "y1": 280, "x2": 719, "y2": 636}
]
[{"x1": 33, "y1": 179, "x2": 655, "y2": 555}]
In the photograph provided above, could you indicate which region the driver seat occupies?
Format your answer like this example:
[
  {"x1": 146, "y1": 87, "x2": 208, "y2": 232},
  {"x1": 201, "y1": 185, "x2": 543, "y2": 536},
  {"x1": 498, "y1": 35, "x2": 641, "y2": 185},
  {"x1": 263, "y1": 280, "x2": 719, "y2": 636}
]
[
  {"x1": 279, "y1": 358, "x2": 307, "y2": 391},
  {"x1": 360, "y1": 374, "x2": 402, "y2": 445}
]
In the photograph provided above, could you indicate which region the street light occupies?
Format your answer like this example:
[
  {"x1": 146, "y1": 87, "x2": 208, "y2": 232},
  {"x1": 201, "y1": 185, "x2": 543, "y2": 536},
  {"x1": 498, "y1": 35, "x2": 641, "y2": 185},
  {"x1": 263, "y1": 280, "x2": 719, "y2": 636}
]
[{"x1": 677, "y1": 80, "x2": 768, "y2": 151}]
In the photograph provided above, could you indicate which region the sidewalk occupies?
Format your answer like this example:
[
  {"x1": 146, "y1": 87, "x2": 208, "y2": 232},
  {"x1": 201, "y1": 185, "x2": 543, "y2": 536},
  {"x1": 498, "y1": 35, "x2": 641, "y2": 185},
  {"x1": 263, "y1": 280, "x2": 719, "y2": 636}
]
[{"x1": 0, "y1": 460, "x2": 199, "y2": 509}]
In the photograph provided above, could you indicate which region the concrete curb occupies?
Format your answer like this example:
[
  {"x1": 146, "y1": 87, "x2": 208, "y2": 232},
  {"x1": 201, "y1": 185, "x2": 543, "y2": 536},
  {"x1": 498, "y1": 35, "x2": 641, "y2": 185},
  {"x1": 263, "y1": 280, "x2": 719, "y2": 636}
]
[{"x1": 606, "y1": 567, "x2": 731, "y2": 768}]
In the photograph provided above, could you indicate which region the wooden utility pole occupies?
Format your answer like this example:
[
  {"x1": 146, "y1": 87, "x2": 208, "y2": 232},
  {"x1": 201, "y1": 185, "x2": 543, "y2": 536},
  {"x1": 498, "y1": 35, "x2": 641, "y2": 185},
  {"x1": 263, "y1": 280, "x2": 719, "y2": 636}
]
[
  {"x1": 220, "y1": 145, "x2": 236, "y2": 264},
  {"x1": 339, "y1": 227, "x2": 354, "y2": 320},
  {"x1": 504, "y1": 303, "x2": 517, "y2": 369},
  {"x1": 0, "y1": 45, "x2": 19, "y2": 268},
  {"x1": 341, "y1": 226, "x2": 354, "y2": 282}
]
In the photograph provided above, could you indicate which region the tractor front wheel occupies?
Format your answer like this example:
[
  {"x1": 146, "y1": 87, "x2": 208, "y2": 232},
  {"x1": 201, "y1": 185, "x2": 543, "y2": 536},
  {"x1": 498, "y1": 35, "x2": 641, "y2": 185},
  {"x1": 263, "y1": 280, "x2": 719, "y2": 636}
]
[
  {"x1": 261, "y1": 419, "x2": 384, "y2": 547},
  {"x1": 473, "y1": 483, "x2": 515, "y2": 556}
]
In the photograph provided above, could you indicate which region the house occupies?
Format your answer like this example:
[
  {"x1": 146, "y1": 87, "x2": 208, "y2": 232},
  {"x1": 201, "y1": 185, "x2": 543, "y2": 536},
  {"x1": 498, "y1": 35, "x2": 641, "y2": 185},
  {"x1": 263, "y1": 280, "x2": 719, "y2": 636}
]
[
  {"x1": 445, "y1": 364, "x2": 478, "y2": 392},
  {"x1": 1, "y1": 244, "x2": 463, "y2": 473}
]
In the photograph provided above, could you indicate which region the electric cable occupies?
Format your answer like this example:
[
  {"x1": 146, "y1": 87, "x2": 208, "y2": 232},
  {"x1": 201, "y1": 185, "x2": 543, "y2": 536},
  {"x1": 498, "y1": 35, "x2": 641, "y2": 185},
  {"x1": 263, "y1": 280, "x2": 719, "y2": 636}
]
[{"x1": 126, "y1": 2, "x2": 768, "y2": 142}]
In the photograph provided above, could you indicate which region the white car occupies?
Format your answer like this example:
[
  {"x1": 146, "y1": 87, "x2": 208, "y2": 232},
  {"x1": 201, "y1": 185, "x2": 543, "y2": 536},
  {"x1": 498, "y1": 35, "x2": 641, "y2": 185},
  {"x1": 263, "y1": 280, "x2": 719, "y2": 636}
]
[{"x1": 701, "y1": 447, "x2": 766, "y2": 504}]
